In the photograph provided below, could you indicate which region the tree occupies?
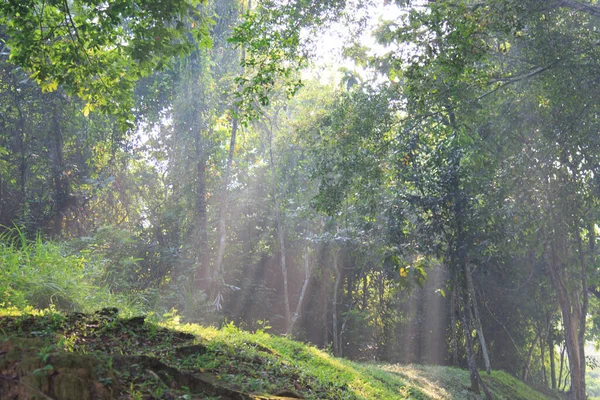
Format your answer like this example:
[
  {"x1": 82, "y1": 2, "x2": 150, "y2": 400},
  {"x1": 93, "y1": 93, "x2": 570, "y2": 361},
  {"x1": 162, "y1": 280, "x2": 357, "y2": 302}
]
[
  {"x1": 0, "y1": 0, "x2": 212, "y2": 128},
  {"x1": 368, "y1": 1, "x2": 600, "y2": 398}
]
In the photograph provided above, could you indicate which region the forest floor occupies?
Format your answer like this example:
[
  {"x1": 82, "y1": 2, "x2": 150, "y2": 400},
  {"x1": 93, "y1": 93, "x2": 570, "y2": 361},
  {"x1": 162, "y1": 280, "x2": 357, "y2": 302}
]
[{"x1": 0, "y1": 308, "x2": 563, "y2": 400}]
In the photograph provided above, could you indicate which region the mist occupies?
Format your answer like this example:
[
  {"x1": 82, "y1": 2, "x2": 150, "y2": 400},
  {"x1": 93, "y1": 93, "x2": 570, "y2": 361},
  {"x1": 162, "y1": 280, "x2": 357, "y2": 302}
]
[{"x1": 2, "y1": 1, "x2": 600, "y2": 399}]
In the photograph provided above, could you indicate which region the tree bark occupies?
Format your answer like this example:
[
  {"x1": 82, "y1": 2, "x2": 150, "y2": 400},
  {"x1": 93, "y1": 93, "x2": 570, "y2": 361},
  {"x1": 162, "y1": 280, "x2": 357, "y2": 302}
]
[
  {"x1": 523, "y1": 327, "x2": 541, "y2": 382},
  {"x1": 457, "y1": 285, "x2": 492, "y2": 400},
  {"x1": 323, "y1": 257, "x2": 329, "y2": 347},
  {"x1": 541, "y1": 324, "x2": 547, "y2": 385},
  {"x1": 460, "y1": 306, "x2": 479, "y2": 395},
  {"x1": 464, "y1": 262, "x2": 491, "y2": 374},
  {"x1": 361, "y1": 274, "x2": 368, "y2": 311},
  {"x1": 288, "y1": 238, "x2": 312, "y2": 335},
  {"x1": 577, "y1": 228, "x2": 591, "y2": 398},
  {"x1": 50, "y1": 101, "x2": 69, "y2": 237},
  {"x1": 447, "y1": 146, "x2": 490, "y2": 375},
  {"x1": 211, "y1": 0, "x2": 246, "y2": 308},
  {"x1": 196, "y1": 157, "x2": 210, "y2": 283},
  {"x1": 546, "y1": 241, "x2": 584, "y2": 400},
  {"x1": 266, "y1": 115, "x2": 291, "y2": 332},
  {"x1": 331, "y1": 248, "x2": 341, "y2": 356},
  {"x1": 212, "y1": 114, "x2": 237, "y2": 308},
  {"x1": 12, "y1": 90, "x2": 27, "y2": 210},
  {"x1": 193, "y1": 112, "x2": 210, "y2": 286},
  {"x1": 549, "y1": 333, "x2": 557, "y2": 389},
  {"x1": 558, "y1": 344, "x2": 566, "y2": 391},
  {"x1": 450, "y1": 286, "x2": 459, "y2": 366}
]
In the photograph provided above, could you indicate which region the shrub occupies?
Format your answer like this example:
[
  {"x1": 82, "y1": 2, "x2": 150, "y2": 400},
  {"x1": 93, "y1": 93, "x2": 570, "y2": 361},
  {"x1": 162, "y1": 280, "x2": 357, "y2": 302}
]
[{"x1": 0, "y1": 227, "x2": 146, "y2": 315}]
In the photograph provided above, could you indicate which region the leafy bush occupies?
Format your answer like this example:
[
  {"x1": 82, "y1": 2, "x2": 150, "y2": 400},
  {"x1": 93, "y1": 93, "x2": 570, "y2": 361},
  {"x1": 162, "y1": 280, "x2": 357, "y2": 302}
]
[
  {"x1": 0, "y1": 228, "x2": 146, "y2": 315},
  {"x1": 0, "y1": 228, "x2": 88, "y2": 310}
]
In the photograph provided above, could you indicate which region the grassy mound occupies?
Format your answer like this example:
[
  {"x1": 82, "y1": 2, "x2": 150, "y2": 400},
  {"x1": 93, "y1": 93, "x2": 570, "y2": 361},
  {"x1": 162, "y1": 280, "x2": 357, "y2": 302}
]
[{"x1": 0, "y1": 308, "x2": 562, "y2": 399}]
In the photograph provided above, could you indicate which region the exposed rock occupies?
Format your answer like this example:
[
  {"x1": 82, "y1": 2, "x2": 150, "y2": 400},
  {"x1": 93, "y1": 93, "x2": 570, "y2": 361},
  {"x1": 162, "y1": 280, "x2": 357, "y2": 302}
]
[{"x1": 0, "y1": 338, "x2": 116, "y2": 400}]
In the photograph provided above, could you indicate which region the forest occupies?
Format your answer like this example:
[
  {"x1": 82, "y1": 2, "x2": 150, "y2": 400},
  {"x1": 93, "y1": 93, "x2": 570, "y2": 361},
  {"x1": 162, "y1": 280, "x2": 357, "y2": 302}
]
[{"x1": 2, "y1": 0, "x2": 600, "y2": 399}]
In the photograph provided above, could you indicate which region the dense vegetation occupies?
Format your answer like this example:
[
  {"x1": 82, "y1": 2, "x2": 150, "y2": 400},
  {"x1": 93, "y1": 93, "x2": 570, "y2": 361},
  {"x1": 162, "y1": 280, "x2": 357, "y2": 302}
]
[{"x1": 2, "y1": 0, "x2": 600, "y2": 399}]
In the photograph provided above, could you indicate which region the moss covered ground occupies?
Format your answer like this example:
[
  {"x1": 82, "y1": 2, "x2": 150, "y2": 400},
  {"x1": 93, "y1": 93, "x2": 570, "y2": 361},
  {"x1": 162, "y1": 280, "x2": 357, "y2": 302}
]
[{"x1": 0, "y1": 308, "x2": 563, "y2": 399}]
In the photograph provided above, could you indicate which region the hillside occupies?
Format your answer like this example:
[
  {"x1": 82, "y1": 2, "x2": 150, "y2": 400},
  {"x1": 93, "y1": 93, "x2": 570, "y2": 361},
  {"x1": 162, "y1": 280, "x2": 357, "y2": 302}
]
[{"x1": 0, "y1": 309, "x2": 562, "y2": 400}]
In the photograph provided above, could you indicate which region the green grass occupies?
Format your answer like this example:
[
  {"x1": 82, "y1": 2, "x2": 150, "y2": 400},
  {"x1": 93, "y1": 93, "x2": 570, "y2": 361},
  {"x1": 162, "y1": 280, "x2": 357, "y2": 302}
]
[
  {"x1": 0, "y1": 308, "x2": 563, "y2": 400},
  {"x1": 0, "y1": 228, "x2": 148, "y2": 315},
  {"x1": 379, "y1": 364, "x2": 562, "y2": 400}
]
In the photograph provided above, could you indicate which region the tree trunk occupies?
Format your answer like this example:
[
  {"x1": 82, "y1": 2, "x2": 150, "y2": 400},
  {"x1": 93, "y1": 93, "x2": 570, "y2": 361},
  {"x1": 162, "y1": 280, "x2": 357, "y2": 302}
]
[
  {"x1": 457, "y1": 285, "x2": 492, "y2": 399},
  {"x1": 541, "y1": 324, "x2": 547, "y2": 385},
  {"x1": 523, "y1": 329, "x2": 540, "y2": 382},
  {"x1": 50, "y1": 102, "x2": 69, "y2": 237},
  {"x1": 323, "y1": 259, "x2": 329, "y2": 347},
  {"x1": 361, "y1": 274, "x2": 368, "y2": 311},
  {"x1": 331, "y1": 248, "x2": 341, "y2": 356},
  {"x1": 464, "y1": 262, "x2": 491, "y2": 374},
  {"x1": 547, "y1": 241, "x2": 584, "y2": 400},
  {"x1": 266, "y1": 116, "x2": 291, "y2": 331},
  {"x1": 288, "y1": 238, "x2": 312, "y2": 335},
  {"x1": 211, "y1": 0, "x2": 246, "y2": 308},
  {"x1": 448, "y1": 147, "x2": 490, "y2": 378},
  {"x1": 460, "y1": 306, "x2": 479, "y2": 395},
  {"x1": 196, "y1": 157, "x2": 210, "y2": 283},
  {"x1": 549, "y1": 333, "x2": 557, "y2": 389},
  {"x1": 577, "y1": 229, "x2": 589, "y2": 398},
  {"x1": 12, "y1": 91, "x2": 27, "y2": 210},
  {"x1": 450, "y1": 286, "x2": 459, "y2": 366},
  {"x1": 212, "y1": 113, "x2": 237, "y2": 308},
  {"x1": 558, "y1": 344, "x2": 566, "y2": 391}
]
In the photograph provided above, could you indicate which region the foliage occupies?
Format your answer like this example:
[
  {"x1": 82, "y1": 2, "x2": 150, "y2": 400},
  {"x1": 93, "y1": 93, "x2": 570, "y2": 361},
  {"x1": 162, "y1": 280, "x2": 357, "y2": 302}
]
[
  {"x1": 4, "y1": 0, "x2": 600, "y2": 398},
  {"x1": 228, "y1": 0, "x2": 351, "y2": 122},
  {"x1": 0, "y1": 228, "x2": 146, "y2": 314},
  {"x1": 0, "y1": 0, "x2": 213, "y2": 128},
  {"x1": 0, "y1": 228, "x2": 86, "y2": 310}
]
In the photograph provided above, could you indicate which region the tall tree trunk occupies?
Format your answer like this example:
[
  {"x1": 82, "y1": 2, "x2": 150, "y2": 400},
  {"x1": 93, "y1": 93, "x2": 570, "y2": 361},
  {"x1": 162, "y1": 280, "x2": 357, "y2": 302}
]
[
  {"x1": 541, "y1": 324, "x2": 547, "y2": 385},
  {"x1": 331, "y1": 248, "x2": 341, "y2": 356},
  {"x1": 196, "y1": 156, "x2": 210, "y2": 283},
  {"x1": 266, "y1": 116, "x2": 291, "y2": 331},
  {"x1": 361, "y1": 273, "x2": 368, "y2": 311},
  {"x1": 547, "y1": 241, "x2": 584, "y2": 400},
  {"x1": 577, "y1": 229, "x2": 589, "y2": 398},
  {"x1": 211, "y1": 0, "x2": 249, "y2": 308},
  {"x1": 464, "y1": 262, "x2": 491, "y2": 374},
  {"x1": 450, "y1": 286, "x2": 459, "y2": 366},
  {"x1": 448, "y1": 147, "x2": 490, "y2": 376},
  {"x1": 549, "y1": 333, "x2": 557, "y2": 389},
  {"x1": 212, "y1": 114, "x2": 237, "y2": 308},
  {"x1": 460, "y1": 305, "x2": 479, "y2": 395},
  {"x1": 457, "y1": 283, "x2": 492, "y2": 400},
  {"x1": 377, "y1": 271, "x2": 386, "y2": 360},
  {"x1": 323, "y1": 257, "x2": 329, "y2": 347},
  {"x1": 193, "y1": 107, "x2": 210, "y2": 286},
  {"x1": 288, "y1": 238, "x2": 312, "y2": 335},
  {"x1": 212, "y1": 0, "x2": 248, "y2": 307},
  {"x1": 523, "y1": 329, "x2": 540, "y2": 382},
  {"x1": 558, "y1": 344, "x2": 566, "y2": 391},
  {"x1": 13, "y1": 93, "x2": 27, "y2": 210},
  {"x1": 50, "y1": 106, "x2": 68, "y2": 237}
]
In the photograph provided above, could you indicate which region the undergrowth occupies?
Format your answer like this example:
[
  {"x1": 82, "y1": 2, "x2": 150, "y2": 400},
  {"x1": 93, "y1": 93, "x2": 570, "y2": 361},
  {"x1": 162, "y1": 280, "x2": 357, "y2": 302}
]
[
  {"x1": 0, "y1": 227, "x2": 212, "y2": 320},
  {"x1": 0, "y1": 228, "x2": 154, "y2": 316}
]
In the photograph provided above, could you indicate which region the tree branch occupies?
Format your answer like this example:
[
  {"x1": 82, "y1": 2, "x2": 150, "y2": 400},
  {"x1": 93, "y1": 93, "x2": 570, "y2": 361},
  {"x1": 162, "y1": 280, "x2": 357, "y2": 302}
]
[{"x1": 557, "y1": 0, "x2": 600, "y2": 19}]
